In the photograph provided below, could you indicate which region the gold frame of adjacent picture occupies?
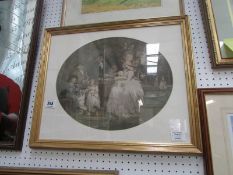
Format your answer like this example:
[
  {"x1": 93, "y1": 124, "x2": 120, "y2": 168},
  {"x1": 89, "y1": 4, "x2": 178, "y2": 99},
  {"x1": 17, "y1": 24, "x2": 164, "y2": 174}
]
[
  {"x1": 201, "y1": 0, "x2": 233, "y2": 68},
  {"x1": 0, "y1": 167, "x2": 118, "y2": 175},
  {"x1": 29, "y1": 16, "x2": 202, "y2": 154}
]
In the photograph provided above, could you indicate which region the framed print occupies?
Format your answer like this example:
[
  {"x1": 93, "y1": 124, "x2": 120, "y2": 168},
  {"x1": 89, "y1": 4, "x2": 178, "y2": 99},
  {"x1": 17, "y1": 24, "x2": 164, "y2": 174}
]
[
  {"x1": 198, "y1": 88, "x2": 233, "y2": 175},
  {"x1": 201, "y1": 0, "x2": 233, "y2": 67},
  {"x1": 0, "y1": 0, "x2": 43, "y2": 149},
  {"x1": 30, "y1": 16, "x2": 202, "y2": 154},
  {"x1": 0, "y1": 167, "x2": 118, "y2": 175},
  {"x1": 61, "y1": 0, "x2": 184, "y2": 26}
]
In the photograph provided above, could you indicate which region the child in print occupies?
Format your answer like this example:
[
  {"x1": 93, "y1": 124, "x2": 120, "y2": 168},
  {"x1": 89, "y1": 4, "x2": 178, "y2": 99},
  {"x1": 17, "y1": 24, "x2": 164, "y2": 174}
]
[
  {"x1": 77, "y1": 89, "x2": 87, "y2": 114},
  {"x1": 86, "y1": 79, "x2": 100, "y2": 114}
]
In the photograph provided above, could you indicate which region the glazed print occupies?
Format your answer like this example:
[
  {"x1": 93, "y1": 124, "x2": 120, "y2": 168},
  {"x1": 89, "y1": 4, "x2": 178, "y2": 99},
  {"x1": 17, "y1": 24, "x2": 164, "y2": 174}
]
[
  {"x1": 81, "y1": 0, "x2": 161, "y2": 13},
  {"x1": 56, "y1": 37, "x2": 173, "y2": 130}
]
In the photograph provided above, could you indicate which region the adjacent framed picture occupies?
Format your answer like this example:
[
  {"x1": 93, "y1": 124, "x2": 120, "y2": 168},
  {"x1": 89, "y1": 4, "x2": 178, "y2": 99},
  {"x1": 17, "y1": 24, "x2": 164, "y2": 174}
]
[
  {"x1": 61, "y1": 0, "x2": 184, "y2": 26},
  {"x1": 201, "y1": 0, "x2": 233, "y2": 67},
  {"x1": 0, "y1": 0, "x2": 43, "y2": 149},
  {"x1": 0, "y1": 167, "x2": 118, "y2": 175},
  {"x1": 198, "y1": 88, "x2": 233, "y2": 175},
  {"x1": 30, "y1": 16, "x2": 202, "y2": 154}
]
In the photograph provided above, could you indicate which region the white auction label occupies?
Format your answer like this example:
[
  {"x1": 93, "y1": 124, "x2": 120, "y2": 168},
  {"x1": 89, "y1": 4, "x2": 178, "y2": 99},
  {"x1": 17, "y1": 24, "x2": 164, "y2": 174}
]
[
  {"x1": 169, "y1": 119, "x2": 187, "y2": 142},
  {"x1": 170, "y1": 131, "x2": 184, "y2": 141},
  {"x1": 45, "y1": 100, "x2": 56, "y2": 109}
]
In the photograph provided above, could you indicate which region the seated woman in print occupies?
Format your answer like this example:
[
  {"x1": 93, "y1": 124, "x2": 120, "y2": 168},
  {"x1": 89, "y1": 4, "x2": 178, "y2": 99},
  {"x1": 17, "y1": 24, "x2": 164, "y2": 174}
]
[
  {"x1": 107, "y1": 52, "x2": 144, "y2": 122},
  {"x1": 106, "y1": 70, "x2": 127, "y2": 118}
]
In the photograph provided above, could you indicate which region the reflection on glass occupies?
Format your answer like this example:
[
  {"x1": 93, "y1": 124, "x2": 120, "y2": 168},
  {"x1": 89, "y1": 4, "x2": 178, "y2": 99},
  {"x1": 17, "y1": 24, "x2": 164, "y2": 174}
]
[
  {"x1": 146, "y1": 43, "x2": 160, "y2": 55},
  {"x1": 146, "y1": 43, "x2": 159, "y2": 75},
  {"x1": 212, "y1": 0, "x2": 233, "y2": 58},
  {"x1": 147, "y1": 56, "x2": 158, "y2": 74},
  {"x1": 147, "y1": 56, "x2": 158, "y2": 65},
  {"x1": 0, "y1": 0, "x2": 27, "y2": 88},
  {"x1": 206, "y1": 99, "x2": 215, "y2": 105}
]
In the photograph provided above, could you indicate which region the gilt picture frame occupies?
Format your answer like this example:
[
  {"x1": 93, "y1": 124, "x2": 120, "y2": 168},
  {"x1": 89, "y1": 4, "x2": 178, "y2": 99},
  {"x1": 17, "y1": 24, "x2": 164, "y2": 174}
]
[
  {"x1": 198, "y1": 88, "x2": 233, "y2": 175},
  {"x1": 0, "y1": 167, "x2": 118, "y2": 175},
  {"x1": 29, "y1": 16, "x2": 202, "y2": 154},
  {"x1": 61, "y1": 0, "x2": 184, "y2": 26},
  {"x1": 201, "y1": 0, "x2": 233, "y2": 68},
  {"x1": 0, "y1": 0, "x2": 43, "y2": 150}
]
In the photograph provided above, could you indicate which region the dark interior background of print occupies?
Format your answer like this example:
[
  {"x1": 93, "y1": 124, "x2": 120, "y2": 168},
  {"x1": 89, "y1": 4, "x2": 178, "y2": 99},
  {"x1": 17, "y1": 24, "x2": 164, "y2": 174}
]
[{"x1": 57, "y1": 37, "x2": 173, "y2": 130}]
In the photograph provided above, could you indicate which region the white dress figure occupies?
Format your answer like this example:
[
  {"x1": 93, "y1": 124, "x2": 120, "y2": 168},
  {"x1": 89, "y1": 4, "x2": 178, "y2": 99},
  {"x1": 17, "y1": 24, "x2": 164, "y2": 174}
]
[
  {"x1": 107, "y1": 71, "x2": 127, "y2": 117},
  {"x1": 107, "y1": 53, "x2": 144, "y2": 118},
  {"x1": 123, "y1": 68, "x2": 144, "y2": 116},
  {"x1": 86, "y1": 80, "x2": 100, "y2": 114}
]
